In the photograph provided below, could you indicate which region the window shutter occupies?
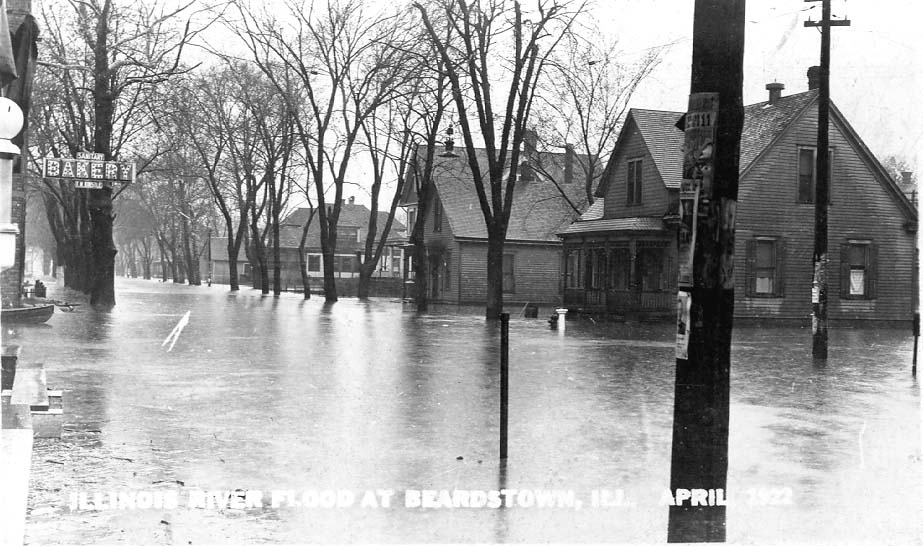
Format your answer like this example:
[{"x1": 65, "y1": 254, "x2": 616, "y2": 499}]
[
  {"x1": 745, "y1": 239, "x2": 756, "y2": 297},
  {"x1": 775, "y1": 238, "x2": 786, "y2": 297},
  {"x1": 839, "y1": 243, "x2": 850, "y2": 299},
  {"x1": 867, "y1": 243, "x2": 878, "y2": 299}
]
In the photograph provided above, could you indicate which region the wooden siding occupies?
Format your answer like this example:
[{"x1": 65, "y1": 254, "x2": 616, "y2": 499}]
[
  {"x1": 422, "y1": 189, "x2": 462, "y2": 303},
  {"x1": 603, "y1": 118, "x2": 672, "y2": 219},
  {"x1": 735, "y1": 104, "x2": 914, "y2": 321},
  {"x1": 458, "y1": 241, "x2": 562, "y2": 305}
]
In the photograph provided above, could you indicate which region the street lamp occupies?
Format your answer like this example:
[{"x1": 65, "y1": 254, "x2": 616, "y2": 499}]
[
  {"x1": 0, "y1": 96, "x2": 23, "y2": 271},
  {"x1": 439, "y1": 123, "x2": 459, "y2": 158}
]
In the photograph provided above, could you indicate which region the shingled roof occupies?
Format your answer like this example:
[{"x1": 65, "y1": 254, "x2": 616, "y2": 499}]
[
  {"x1": 596, "y1": 90, "x2": 821, "y2": 196},
  {"x1": 413, "y1": 146, "x2": 589, "y2": 242},
  {"x1": 277, "y1": 204, "x2": 405, "y2": 249},
  {"x1": 631, "y1": 109, "x2": 687, "y2": 190}
]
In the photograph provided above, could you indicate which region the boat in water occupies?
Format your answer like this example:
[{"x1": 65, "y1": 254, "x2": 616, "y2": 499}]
[{"x1": 1, "y1": 304, "x2": 55, "y2": 324}]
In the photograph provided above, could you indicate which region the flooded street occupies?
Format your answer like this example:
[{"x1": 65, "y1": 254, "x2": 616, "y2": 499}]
[{"x1": 5, "y1": 279, "x2": 920, "y2": 544}]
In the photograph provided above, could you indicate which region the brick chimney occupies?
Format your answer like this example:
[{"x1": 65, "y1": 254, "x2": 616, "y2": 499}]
[
  {"x1": 807, "y1": 66, "x2": 821, "y2": 90},
  {"x1": 766, "y1": 82, "x2": 784, "y2": 104},
  {"x1": 348, "y1": 196, "x2": 355, "y2": 205},
  {"x1": 902, "y1": 171, "x2": 914, "y2": 187}
]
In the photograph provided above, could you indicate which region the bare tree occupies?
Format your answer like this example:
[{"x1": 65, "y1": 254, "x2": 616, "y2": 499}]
[
  {"x1": 232, "y1": 0, "x2": 412, "y2": 302},
  {"x1": 415, "y1": 0, "x2": 584, "y2": 319},
  {"x1": 34, "y1": 0, "x2": 203, "y2": 307},
  {"x1": 534, "y1": 28, "x2": 665, "y2": 203},
  {"x1": 173, "y1": 66, "x2": 251, "y2": 291},
  {"x1": 355, "y1": 97, "x2": 414, "y2": 300}
]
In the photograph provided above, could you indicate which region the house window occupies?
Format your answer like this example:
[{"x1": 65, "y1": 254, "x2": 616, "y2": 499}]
[
  {"x1": 503, "y1": 254, "x2": 515, "y2": 293},
  {"x1": 407, "y1": 208, "x2": 417, "y2": 232},
  {"x1": 636, "y1": 246, "x2": 665, "y2": 291},
  {"x1": 433, "y1": 198, "x2": 442, "y2": 232},
  {"x1": 308, "y1": 255, "x2": 321, "y2": 272},
  {"x1": 443, "y1": 253, "x2": 451, "y2": 290},
  {"x1": 746, "y1": 237, "x2": 784, "y2": 297},
  {"x1": 840, "y1": 241, "x2": 877, "y2": 299},
  {"x1": 627, "y1": 159, "x2": 642, "y2": 205},
  {"x1": 333, "y1": 255, "x2": 356, "y2": 273},
  {"x1": 797, "y1": 147, "x2": 834, "y2": 204},
  {"x1": 754, "y1": 240, "x2": 776, "y2": 294},
  {"x1": 588, "y1": 249, "x2": 606, "y2": 290},
  {"x1": 608, "y1": 247, "x2": 630, "y2": 290},
  {"x1": 565, "y1": 250, "x2": 583, "y2": 289}
]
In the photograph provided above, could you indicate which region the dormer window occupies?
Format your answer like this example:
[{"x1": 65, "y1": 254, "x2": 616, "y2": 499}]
[
  {"x1": 627, "y1": 159, "x2": 642, "y2": 205},
  {"x1": 407, "y1": 208, "x2": 417, "y2": 232}
]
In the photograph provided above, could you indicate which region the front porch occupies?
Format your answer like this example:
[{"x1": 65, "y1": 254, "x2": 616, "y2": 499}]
[{"x1": 562, "y1": 237, "x2": 675, "y2": 319}]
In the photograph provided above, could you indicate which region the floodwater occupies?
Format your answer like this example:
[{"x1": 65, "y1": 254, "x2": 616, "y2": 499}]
[{"x1": 4, "y1": 278, "x2": 920, "y2": 545}]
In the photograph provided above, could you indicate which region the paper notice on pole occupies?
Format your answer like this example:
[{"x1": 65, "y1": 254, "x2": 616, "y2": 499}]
[
  {"x1": 677, "y1": 186, "x2": 699, "y2": 288},
  {"x1": 677, "y1": 92, "x2": 718, "y2": 289},
  {"x1": 675, "y1": 291, "x2": 691, "y2": 360}
]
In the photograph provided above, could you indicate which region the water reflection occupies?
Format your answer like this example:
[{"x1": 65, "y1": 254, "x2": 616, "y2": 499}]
[{"x1": 13, "y1": 280, "x2": 920, "y2": 544}]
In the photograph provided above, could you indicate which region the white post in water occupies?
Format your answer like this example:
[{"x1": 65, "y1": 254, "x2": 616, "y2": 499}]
[{"x1": 555, "y1": 308, "x2": 567, "y2": 335}]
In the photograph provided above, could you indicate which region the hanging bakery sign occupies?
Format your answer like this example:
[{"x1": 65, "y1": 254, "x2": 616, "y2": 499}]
[{"x1": 42, "y1": 151, "x2": 135, "y2": 189}]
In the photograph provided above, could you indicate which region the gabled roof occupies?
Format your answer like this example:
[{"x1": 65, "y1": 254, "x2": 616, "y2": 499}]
[
  {"x1": 739, "y1": 90, "x2": 819, "y2": 176},
  {"x1": 408, "y1": 146, "x2": 589, "y2": 242},
  {"x1": 632, "y1": 109, "x2": 687, "y2": 190},
  {"x1": 277, "y1": 204, "x2": 406, "y2": 249},
  {"x1": 581, "y1": 88, "x2": 917, "y2": 230},
  {"x1": 597, "y1": 91, "x2": 821, "y2": 197}
]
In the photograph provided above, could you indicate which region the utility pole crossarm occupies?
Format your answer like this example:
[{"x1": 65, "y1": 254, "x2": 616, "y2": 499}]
[{"x1": 804, "y1": 20, "x2": 851, "y2": 27}]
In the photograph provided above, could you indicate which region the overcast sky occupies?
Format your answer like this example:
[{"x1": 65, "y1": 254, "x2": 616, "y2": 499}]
[
  {"x1": 600, "y1": 0, "x2": 920, "y2": 173},
  {"x1": 201, "y1": 0, "x2": 920, "y2": 207}
]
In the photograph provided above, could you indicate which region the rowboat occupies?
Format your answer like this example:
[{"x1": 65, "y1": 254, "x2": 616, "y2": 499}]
[{"x1": 1, "y1": 304, "x2": 55, "y2": 324}]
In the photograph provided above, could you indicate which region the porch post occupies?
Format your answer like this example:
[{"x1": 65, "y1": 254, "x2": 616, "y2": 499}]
[
  {"x1": 603, "y1": 237, "x2": 610, "y2": 308},
  {"x1": 629, "y1": 239, "x2": 638, "y2": 310},
  {"x1": 582, "y1": 238, "x2": 589, "y2": 304},
  {"x1": 561, "y1": 243, "x2": 569, "y2": 304}
]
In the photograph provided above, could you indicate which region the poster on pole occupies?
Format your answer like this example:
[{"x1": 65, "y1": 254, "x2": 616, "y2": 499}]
[
  {"x1": 677, "y1": 92, "x2": 718, "y2": 288},
  {"x1": 675, "y1": 290, "x2": 692, "y2": 360}
]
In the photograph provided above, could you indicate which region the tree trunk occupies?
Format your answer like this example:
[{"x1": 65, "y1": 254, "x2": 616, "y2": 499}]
[
  {"x1": 319, "y1": 210, "x2": 338, "y2": 302},
  {"x1": 321, "y1": 243, "x2": 336, "y2": 301},
  {"x1": 90, "y1": 4, "x2": 117, "y2": 308},
  {"x1": 156, "y1": 236, "x2": 169, "y2": 281},
  {"x1": 357, "y1": 266, "x2": 372, "y2": 299},
  {"x1": 227, "y1": 240, "x2": 241, "y2": 291},
  {"x1": 272, "y1": 213, "x2": 281, "y2": 296},
  {"x1": 249, "y1": 226, "x2": 268, "y2": 295},
  {"x1": 485, "y1": 233, "x2": 504, "y2": 320},
  {"x1": 181, "y1": 216, "x2": 198, "y2": 285},
  {"x1": 88, "y1": 187, "x2": 116, "y2": 308},
  {"x1": 127, "y1": 244, "x2": 137, "y2": 278},
  {"x1": 297, "y1": 214, "x2": 312, "y2": 300}
]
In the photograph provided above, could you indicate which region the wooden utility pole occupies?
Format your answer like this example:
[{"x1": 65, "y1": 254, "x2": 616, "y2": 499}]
[
  {"x1": 667, "y1": 1, "x2": 745, "y2": 542},
  {"x1": 805, "y1": 0, "x2": 849, "y2": 359}
]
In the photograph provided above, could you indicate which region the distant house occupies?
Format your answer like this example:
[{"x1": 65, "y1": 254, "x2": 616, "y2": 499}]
[
  {"x1": 209, "y1": 199, "x2": 407, "y2": 293},
  {"x1": 399, "y1": 142, "x2": 588, "y2": 306},
  {"x1": 280, "y1": 200, "x2": 407, "y2": 281},
  {"x1": 559, "y1": 79, "x2": 918, "y2": 323}
]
